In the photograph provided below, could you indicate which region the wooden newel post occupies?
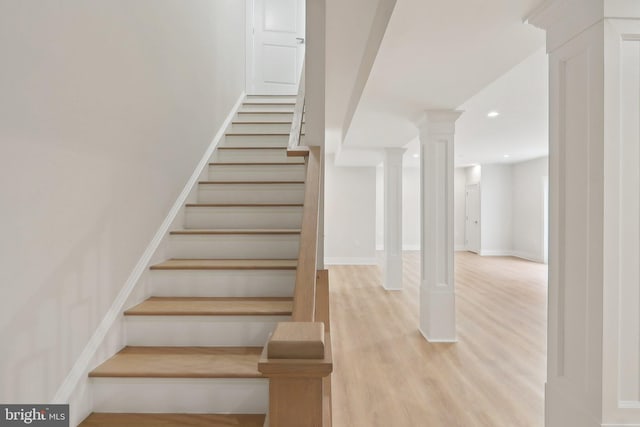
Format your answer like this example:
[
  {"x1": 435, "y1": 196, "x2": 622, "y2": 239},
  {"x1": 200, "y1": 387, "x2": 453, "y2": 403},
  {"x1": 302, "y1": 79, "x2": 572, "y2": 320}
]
[{"x1": 258, "y1": 322, "x2": 333, "y2": 427}]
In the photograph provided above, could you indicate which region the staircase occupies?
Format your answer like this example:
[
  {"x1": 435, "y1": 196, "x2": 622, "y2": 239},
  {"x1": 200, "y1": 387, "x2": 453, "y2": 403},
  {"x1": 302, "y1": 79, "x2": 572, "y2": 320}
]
[{"x1": 79, "y1": 96, "x2": 303, "y2": 427}]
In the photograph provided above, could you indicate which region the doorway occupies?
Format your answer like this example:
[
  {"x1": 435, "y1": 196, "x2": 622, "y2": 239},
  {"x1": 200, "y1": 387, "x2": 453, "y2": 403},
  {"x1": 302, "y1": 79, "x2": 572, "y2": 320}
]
[
  {"x1": 465, "y1": 184, "x2": 481, "y2": 253},
  {"x1": 246, "y1": 0, "x2": 306, "y2": 95}
]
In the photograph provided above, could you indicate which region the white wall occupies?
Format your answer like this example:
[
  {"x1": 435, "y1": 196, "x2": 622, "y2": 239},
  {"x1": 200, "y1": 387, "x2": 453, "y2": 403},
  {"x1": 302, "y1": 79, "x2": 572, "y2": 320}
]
[
  {"x1": 375, "y1": 166, "x2": 421, "y2": 251},
  {"x1": 454, "y1": 168, "x2": 467, "y2": 250},
  {"x1": 480, "y1": 164, "x2": 513, "y2": 256},
  {"x1": 325, "y1": 155, "x2": 377, "y2": 264},
  {"x1": 0, "y1": 0, "x2": 245, "y2": 408},
  {"x1": 512, "y1": 157, "x2": 548, "y2": 262},
  {"x1": 376, "y1": 166, "x2": 384, "y2": 249}
]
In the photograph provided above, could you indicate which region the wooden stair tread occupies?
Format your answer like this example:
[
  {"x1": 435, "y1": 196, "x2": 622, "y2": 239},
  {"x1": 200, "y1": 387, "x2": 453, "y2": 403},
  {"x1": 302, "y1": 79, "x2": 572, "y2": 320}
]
[
  {"x1": 89, "y1": 347, "x2": 264, "y2": 379},
  {"x1": 237, "y1": 111, "x2": 293, "y2": 114},
  {"x1": 199, "y1": 181, "x2": 305, "y2": 185},
  {"x1": 170, "y1": 229, "x2": 301, "y2": 235},
  {"x1": 226, "y1": 131, "x2": 293, "y2": 135},
  {"x1": 217, "y1": 146, "x2": 288, "y2": 150},
  {"x1": 79, "y1": 413, "x2": 265, "y2": 427},
  {"x1": 209, "y1": 162, "x2": 303, "y2": 166},
  {"x1": 150, "y1": 259, "x2": 297, "y2": 270},
  {"x1": 232, "y1": 121, "x2": 293, "y2": 124},
  {"x1": 125, "y1": 297, "x2": 294, "y2": 316},
  {"x1": 242, "y1": 102, "x2": 295, "y2": 106},
  {"x1": 185, "y1": 203, "x2": 303, "y2": 207}
]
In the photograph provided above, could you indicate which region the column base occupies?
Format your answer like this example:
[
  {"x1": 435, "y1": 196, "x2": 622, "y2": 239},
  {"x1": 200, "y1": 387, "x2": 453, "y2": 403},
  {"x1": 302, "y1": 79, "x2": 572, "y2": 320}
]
[
  {"x1": 545, "y1": 381, "x2": 603, "y2": 427},
  {"x1": 419, "y1": 284, "x2": 457, "y2": 342},
  {"x1": 382, "y1": 252, "x2": 403, "y2": 291}
]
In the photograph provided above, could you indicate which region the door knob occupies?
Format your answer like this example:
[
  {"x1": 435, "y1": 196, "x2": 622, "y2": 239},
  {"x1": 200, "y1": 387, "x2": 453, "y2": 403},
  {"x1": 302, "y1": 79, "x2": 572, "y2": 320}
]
[{"x1": 296, "y1": 37, "x2": 305, "y2": 44}]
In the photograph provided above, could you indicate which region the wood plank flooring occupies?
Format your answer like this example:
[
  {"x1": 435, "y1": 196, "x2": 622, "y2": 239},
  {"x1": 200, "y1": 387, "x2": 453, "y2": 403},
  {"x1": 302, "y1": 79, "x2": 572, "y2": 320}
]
[{"x1": 330, "y1": 251, "x2": 547, "y2": 427}]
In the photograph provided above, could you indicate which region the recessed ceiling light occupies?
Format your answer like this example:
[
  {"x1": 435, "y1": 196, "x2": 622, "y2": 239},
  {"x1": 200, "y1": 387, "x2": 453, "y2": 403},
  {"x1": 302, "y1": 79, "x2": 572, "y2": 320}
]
[
  {"x1": 503, "y1": 154, "x2": 510, "y2": 158},
  {"x1": 413, "y1": 154, "x2": 419, "y2": 158},
  {"x1": 487, "y1": 111, "x2": 500, "y2": 118}
]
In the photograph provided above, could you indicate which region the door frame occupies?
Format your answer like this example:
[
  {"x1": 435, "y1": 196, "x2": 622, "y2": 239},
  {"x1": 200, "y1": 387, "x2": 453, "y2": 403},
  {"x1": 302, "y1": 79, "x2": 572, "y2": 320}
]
[{"x1": 465, "y1": 183, "x2": 481, "y2": 253}]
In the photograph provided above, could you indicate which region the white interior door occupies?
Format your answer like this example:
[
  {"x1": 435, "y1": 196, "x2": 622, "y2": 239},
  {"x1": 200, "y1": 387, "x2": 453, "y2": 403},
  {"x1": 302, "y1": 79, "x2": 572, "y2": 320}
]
[
  {"x1": 248, "y1": 0, "x2": 305, "y2": 95},
  {"x1": 465, "y1": 184, "x2": 481, "y2": 253}
]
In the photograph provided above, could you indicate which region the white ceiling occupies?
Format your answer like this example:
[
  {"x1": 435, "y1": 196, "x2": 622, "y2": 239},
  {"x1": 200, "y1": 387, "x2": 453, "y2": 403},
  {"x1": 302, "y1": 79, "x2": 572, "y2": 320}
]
[{"x1": 325, "y1": 0, "x2": 549, "y2": 167}]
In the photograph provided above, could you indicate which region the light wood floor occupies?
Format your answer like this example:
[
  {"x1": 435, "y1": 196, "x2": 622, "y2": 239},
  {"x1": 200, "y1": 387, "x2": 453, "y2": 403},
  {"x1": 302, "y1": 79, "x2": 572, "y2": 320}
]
[{"x1": 330, "y1": 251, "x2": 547, "y2": 427}]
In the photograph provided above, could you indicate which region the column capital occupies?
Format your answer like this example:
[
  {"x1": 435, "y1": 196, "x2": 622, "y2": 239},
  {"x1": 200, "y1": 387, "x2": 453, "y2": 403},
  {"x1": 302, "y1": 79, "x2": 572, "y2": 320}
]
[
  {"x1": 526, "y1": 0, "x2": 640, "y2": 52},
  {"x1": 383, "y1": 147, "x2": 407, "y2": 161},
  {"x1": 417, "y1": 110, "x2": 463, "y2": 137}
]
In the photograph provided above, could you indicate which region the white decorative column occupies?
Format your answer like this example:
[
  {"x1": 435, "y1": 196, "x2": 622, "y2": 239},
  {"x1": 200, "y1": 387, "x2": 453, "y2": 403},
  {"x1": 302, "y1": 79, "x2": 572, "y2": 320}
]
[
  {"x1": 417, "y1": 110, "x2": 462, "y2": 342},
  {"x1": 383, "y1": 148, "x2": 406, "y2": 290},
  {"x1": 528, "y1": 2, "x2": 640, "y2": 426}
]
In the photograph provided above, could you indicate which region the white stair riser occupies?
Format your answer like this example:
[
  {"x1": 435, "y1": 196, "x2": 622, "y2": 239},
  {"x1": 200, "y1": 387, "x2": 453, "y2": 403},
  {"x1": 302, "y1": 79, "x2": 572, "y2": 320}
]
[
  {"x1": 245, "y1": 96, "x2": 296, "y2": 102},
  {"x1": 208, "y1": 164, "x2": 306, "y2": 182},
  {"x1": 230, "y1": 122, "x2": 293, "y2": 133},
  {"x1": 92, "y1": 378, "x2": 267, "y2": 413},
  {"x1": 215, "y1": 149, "x2": 304, "y2": 163},
  {"x1": 198, "y1": 183, "x2": 305, "y2": 204},
  {"x1": 150, "y1": 270, "x2": 296, "y2": 297},
  {"x1": 239, "y1": 104, "x2": 294, "y2": 112},
  {"x1": 223, "y1": 134, "x2": 289, "y2": 147},
  {"x1": 236, "y1": 113, "x2": 293, "y2": 122},
  {"x1": 169, "y1": 234, "x2": 299, "y2": 259},
  {"x1": 185, "y1": 206, "x2": 303, "y2": 229},
  {"x1": 125, "y1": 315, "x2": 289, "y2": 347}
]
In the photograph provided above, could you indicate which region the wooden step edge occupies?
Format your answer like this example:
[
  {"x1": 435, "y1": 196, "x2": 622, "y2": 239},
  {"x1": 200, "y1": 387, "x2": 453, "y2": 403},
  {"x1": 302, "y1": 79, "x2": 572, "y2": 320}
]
[
  {"x1": 232, "y1": 121, "x2": 293, "y2": 124},
  {"x1": 237, "y1": 111, "x2": 294, "y2": 114},
  {"x1": 185, "y1": 203, "x2": 304, "y2": 208},
  {"x1": 170, "y1": 229, "x2": 302, "y2": 235},
  {"x1": 79, "y1": 413, "x2": 267, "y2": 427},
  {"x1": 199, "y1": 181, "x2": 305, "y2": 185},
  {"x1": 88, "y1": 346, "x2": 266, "y2": 379},
  {"x1": 226, "y1": 133, "x2": 291, "y2": 136},
  {"x1": 242, "y1": 102, "x2": 295, "y2": 106},
  {"x1": 209, "y1": 162, "x2": 304, "y2": 166},
  {"x1": 141, "y1": 296, "x2": 294, "y2": 316},
  {"x1": 124, "y1": 310, "x2": 293, "y2": 317},
  {"x1": 149, "y1": 259, "x2": 298, "y2": 271},
  {"x1": 217, "y1": 146, "x2": 289, "y2": 150},
  {"x1": 124, "y1": 308, "x2": 293, "y2": 316}
]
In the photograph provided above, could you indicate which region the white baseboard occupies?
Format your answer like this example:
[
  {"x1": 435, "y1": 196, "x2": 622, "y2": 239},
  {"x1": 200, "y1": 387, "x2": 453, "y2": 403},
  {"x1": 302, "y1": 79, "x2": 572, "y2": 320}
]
[
  {"x1": 479, "y1": 250, "x2": 513, "y2": 257},
  {"x1": 53, "y1": 92, "x2": 246, "y2": 409},
  {"x1": 602, "y1": 424, "x2": 640, "y2": 427},
  {"x1": 419, "y1": 328, "x2": 458, "y2": 343},
  {"x1": 479, "y1": 249, "x2": 545, "y2": 263},
  {"x1": 455, "y1": 245, "x2": 466, "y2": 252},
  {"x1": 402, "y1": 244, "x2": 420, "y2": 251},
  {"x1": 509, "y1": 250, "x2": 545, "y2": 263},
  {"x1": 375, "y1": 245, "x2": 421, "y2": 251},
  {"x1": 324, "y1": 257, "x2": 378, "y2": 266}
]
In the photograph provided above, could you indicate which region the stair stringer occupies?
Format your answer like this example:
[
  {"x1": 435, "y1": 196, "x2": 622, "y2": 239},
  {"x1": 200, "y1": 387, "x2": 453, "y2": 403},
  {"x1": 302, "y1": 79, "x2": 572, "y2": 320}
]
[{"x1": 52, "y1": 92, "x2": 246, "y2": 427}]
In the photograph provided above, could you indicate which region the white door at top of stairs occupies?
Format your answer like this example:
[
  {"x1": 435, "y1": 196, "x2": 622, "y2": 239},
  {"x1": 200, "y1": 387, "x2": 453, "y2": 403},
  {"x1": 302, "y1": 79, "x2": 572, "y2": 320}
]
[{"x1": 247, "y1": 0, "x2": 305, "y2": 95}]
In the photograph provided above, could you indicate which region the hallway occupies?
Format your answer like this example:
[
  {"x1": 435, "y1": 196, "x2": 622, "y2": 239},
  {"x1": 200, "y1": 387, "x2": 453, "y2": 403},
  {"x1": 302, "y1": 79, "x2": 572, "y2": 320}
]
[{"x1": 330, "y1": 252, "x2": 547, "y2": 427}]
